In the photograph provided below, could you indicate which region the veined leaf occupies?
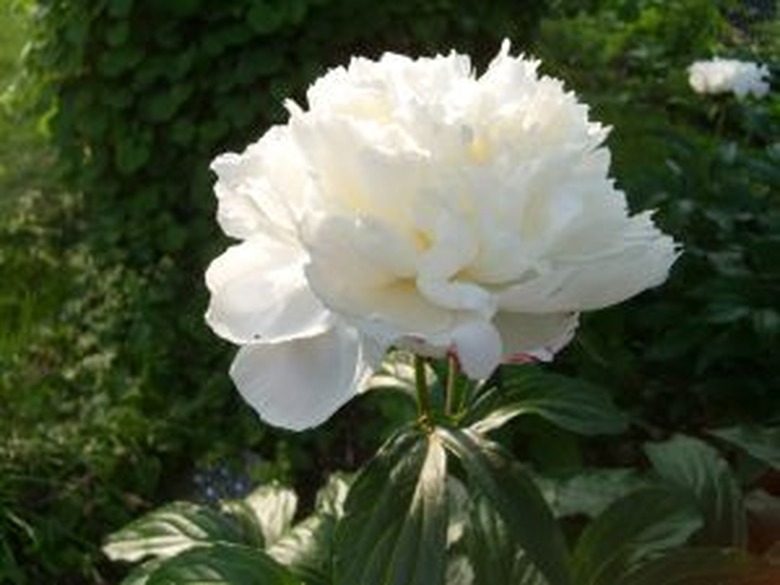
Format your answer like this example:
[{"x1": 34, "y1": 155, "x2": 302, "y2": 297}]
[
  {"x1": 645, "y1": 435, "x2": 747, "y2": 547},
  {"x1": 145, "y1": 544, "x2": 298, "y2": 585},
  {"x1": 222, "y1": 481, "x2": 297, "y2": 548},
  {"x1": 119, "y1": 559, "x2": 163, "y2": 585},
  {"x1": 709, "y1": 425, "x2": 780, "y2": 471},
  {"x1": 267, "y1": 474, "x2": 352, "y2": 585},
  {"x1": 334, "y1": 429, "x2": 449, "y2": 585},
  {"x1": 438, "y1": 427, "x2": 572, "y2": 585},
  {"x1": 572, "y1": 486, "x2": 703, "y2": 585},
  {"x1": 103, "y1": 502, "x2": 243, "y2": 563},
  {"x1": 469, "y1": 368, "x2": 627, "y2": 436}
]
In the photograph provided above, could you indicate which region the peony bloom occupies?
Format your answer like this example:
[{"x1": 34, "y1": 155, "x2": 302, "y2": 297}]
[
  {"x1": 688, "y1": 58, "x2": 771, "y2": 99},
  {"x1": 205, "y1": 41, "x2": 678, "y2": 430}
]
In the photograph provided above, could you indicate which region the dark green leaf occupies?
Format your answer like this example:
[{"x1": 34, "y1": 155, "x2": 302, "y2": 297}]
[
  {"x1": 103, "y1": 502, "x2": 243, "y2": 563},
  {"x1": 709, "y1": 426, "x2": 780, "y2": 471},
  {"x1": 115, "y1": 134, "x2": 150, "y2": 175},
  {"x1": 146, "y1": 544, "x2": 298, "y2": 585},
  {"x1": 470, "y1": 368, "x2": 627, "y2": 436},
  {"x1": 464, "y1": 496, "x2": 548, "y2": 585},
  {"x1": 438, "y1": 427, "x2": 572, "y2": 585},
  {"x1": 615, "y1": 547, "x2": 773, "y2": 585},
  {"x1": 334, "y1": 429, "x2": 449, "y2": 585},
  {"x1": 247, "y1": 1, "x2": 285, "y2": 34},
  {"x1": 645, "y1": 435, "x2": 747, "y2": 547},
  {"x1": 572, "y1": 487, "x2": 703, "y2": 585},
  {"x1": 108, "y1": 0, "x2": 134, "y2": 18}
]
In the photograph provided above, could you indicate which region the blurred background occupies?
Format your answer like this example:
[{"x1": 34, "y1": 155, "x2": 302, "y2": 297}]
[{"x1": 0, "y1": 0, "x2": 777, "y2": 582}]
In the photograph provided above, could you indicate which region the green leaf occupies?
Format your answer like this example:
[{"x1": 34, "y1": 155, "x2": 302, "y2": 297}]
[
  {"x1": 119, "y1": 559, "x2": 164, "y2": 585},
  {"x1": 615, "y1": 547, "x2": 771, "y2": 585},
  {"x1": 709, "y1": 425, "x2": 780, "y2": 471},
  {"x1": 644, "y1": 435, "x2": 747, "y2": 547},
  {"x1": 103, "y1": 502, "x2": 243, "y2": 563},
  {"x1": 463, "y1": 496, "x2": 548, "y2": 585},
  {"x1": 115, "y1": 134, "x2": 150, "y2": 175},
  {"x1": 268, "y1": 515, "x2": 332, "y2": 585},
  {"x1": 247, "y1": 1, "x2": 286, "y2": 34},
  {"x1": 334, "y1": 429, "x2": 449, "y2": 585},
  {"x1": 313, "y1": 471, "x2": 351, "y2": 517},
  {"x1": 146, "y1": 544, "x2": 298, "y2": 585},
  {"x1": 469, "y1": 367, "x2": 627, "y2": 436},
  {"x1": 108, "y1": 0, "x2": 134, "y2": 18},
  {"x1": 572, "y1": 487, "x2": 703, "y2": 585},
  {"x1": 267, "y1": 474, "x2": 351, "y2": 585},
  {"x1": 535, "y1": 468, "x2": 647, "y2": 519},
  {"x1": 238, "y1": 481, "x2": 297, "y2": 546},
  {"x1": 438, "y1": 427, "x2": 572, "y2": 585}
]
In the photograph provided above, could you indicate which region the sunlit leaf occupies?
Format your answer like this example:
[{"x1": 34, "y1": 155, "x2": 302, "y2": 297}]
[
  {"x1": 438, "y1": 427, "x2": 572, "y2": 585},
  {"x1": 267, "y1": 474, "x2": 352, "y2": 585},
  {"x1": 334, "y1": 429, "x2": 449, "y2": 585},
  {"x1": 103, "y1": 502, "x2": 243, "y2": 563}
]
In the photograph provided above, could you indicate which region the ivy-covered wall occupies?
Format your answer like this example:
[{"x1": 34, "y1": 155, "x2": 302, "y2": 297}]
[{"x1": 26, "y1": 0, "x2": 546, "y2": 265}]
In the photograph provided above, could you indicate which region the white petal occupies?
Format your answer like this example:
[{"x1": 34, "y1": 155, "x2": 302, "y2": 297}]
[
  {"x1": 451, "y1": 320, "x2": 503, "y2": 380},
  {"x1": 211, "y1": 126, "x2": 307, "y2": 241},
  {"x1": 305, "y1": 215, "x2": 453, "y2": 335},
  {"x1": 230, "y1": 325, "x2": 369, "y2": 431},
  {"x1": 205, "y1": 237, "x2": 330, "y2": 344},
  {"x1": 499, "y1": 214, "x2": 679, "y2": 312},
  {"x1": 493, "y1": 311, "x2": 578, "y2": 361}
]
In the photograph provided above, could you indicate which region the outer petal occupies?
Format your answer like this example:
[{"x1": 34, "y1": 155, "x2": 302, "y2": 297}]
[
  {"x1": 229, "y1": 324, "x2": 369, "y2": 431},
  {"x1": 493, "y1": 311, "x2": 579, "y2": 362},
  {"x1": 205, "y1": 236, "x2": 330, "y2": 344},
  {"x1": 499, "y1": 213, "x2": 678, "y2": 312},
  {"x1": 451, "y1": 320, "x2": 503, "y2": 379},
  {"x1": 211, "y1": 126, "x2": 308, "y2": 242}
]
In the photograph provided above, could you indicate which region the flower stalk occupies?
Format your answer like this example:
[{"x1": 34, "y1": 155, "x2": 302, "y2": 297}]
[
  {"x1": 445, "y1": 353, "x2": 459, "y2": 417},
  {"x1": 414, "y1": 355, "x2": 432, "y2": 426}
]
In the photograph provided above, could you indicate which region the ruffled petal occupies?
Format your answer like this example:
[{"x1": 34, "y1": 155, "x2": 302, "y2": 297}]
[
  {"x1": 205, "y1": 236, "x2": 330, "y2": 344},
  {"x1": 493, "y1": 311, "x2": 578, "y2": 362},
  {"x1": 499, "y1": 213, "x2": 679, "y2": 312},
  {"x1": 229, "y1": 324, "x2": 369, "y2": 431}
]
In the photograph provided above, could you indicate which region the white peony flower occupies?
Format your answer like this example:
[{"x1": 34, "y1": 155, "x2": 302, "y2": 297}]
[
  {"x1": 205, "y1": 40, "x2": 679, "y2": 430},
  {"x1": 688, "y1": 58, "x2": 771, "y2": 99}
]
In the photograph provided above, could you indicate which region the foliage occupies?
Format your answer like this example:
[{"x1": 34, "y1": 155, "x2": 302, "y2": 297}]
[
  {"x1": 534, "y1": 0, "x2": 780, "y2": 428},
  {"x1": 2, "y1": 0, "x2": 779, "y2": 583},
  {"x1": 104, "y1": 360, "x2": 780, "y2": 584}
]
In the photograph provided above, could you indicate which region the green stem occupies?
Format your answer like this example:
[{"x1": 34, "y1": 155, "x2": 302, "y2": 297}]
[
  {"x1": 414, "y1": 355, "x2": 432, "y2": 424},
  {"x1": 445, "y1": 353, "x2": 458, "y2": 416}
]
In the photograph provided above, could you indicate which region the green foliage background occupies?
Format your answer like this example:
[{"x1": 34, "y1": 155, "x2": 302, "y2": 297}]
[{"x1": 1, "y1": 0, "x2": 778, "y2": 583}]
